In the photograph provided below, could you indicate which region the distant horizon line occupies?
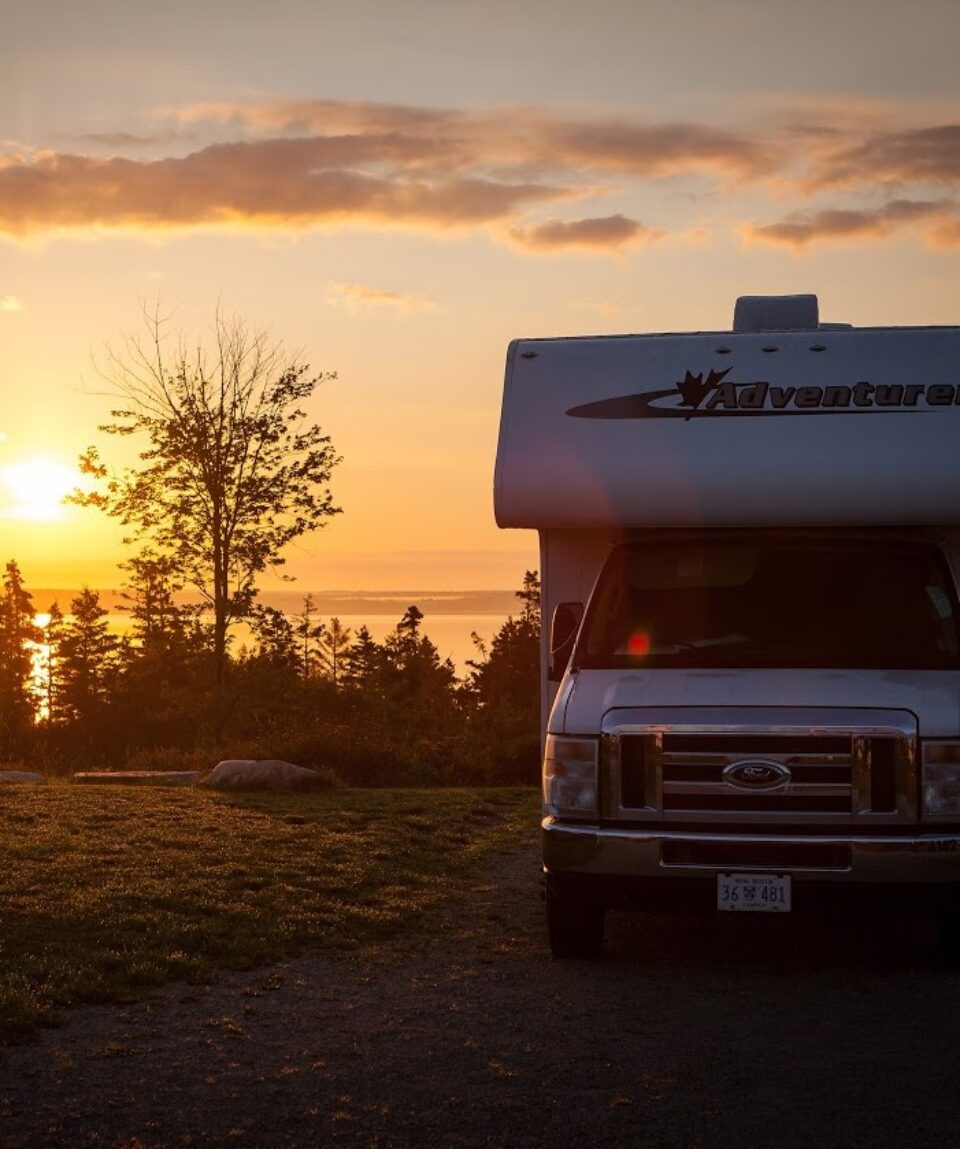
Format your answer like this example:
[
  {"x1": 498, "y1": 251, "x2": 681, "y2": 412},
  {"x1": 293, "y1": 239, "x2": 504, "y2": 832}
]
[
  {"x1": 27, "y1": 586, "x2": 525, "y2": 616},
  {"x1": 28, "y1": 587, "x2": 520, "y2": 595}
]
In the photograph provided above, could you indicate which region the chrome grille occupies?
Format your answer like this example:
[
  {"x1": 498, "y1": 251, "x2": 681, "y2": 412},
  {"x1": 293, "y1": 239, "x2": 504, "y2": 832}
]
[
  {"x1": 657, "y1": 733, "x2": 854, "y2": 815},
  {"x1": 601, "y1": 710, "x2": 917, "y2": 826}
]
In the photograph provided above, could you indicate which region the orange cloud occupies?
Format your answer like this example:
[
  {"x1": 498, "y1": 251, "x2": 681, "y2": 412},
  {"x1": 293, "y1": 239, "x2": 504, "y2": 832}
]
[
  {"x1": 326, "y1": 282, "x2": 436, "y2": 313},
  {"x1": 0, "y1": 98, "x2": 774, "y2": 242},
  {"x1": 11, "y1": 98, "x2": 960, "y2": 254},
  {"x1": 0, "y1": 142, "x2": 572, "y2": 236},
  {"x1": 508, "y1": 213, "x2": 660, "y2": 253},
  {"x1": 745, "y1": 199, "x2": 960, "y2": 248}
]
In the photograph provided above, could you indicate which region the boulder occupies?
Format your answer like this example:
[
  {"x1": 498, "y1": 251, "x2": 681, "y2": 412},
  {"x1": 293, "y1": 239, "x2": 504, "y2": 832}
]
[
  {"x1": 0, "y1": 770, "x2": 43, "y2": 784},
  {"x1": 202, "y1": 759, "x2": 331, "y2": 793}
]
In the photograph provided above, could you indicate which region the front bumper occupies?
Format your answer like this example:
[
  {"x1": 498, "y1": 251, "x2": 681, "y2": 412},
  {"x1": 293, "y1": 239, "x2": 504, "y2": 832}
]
[{"x1": 543, "y1": 818, "x2": 960, "y2": 913}]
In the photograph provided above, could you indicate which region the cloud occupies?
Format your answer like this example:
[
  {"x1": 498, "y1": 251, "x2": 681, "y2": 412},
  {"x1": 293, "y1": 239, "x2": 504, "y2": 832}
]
[
  {"x1": 173, "y1": 99, "x2": 776, "y2": 181},
  {"x1": 0, "y1": 295, "x2": 22, "y2": 311},
  {"x1": 0, "y1": 142, "x2": 572, "y2": 236},
  {"x1": 508, "y1": 213, "x2": 659, "y2": 253},
  {"x1": 170, "y1": 98, "x2": 459, "y2": 137},
  {"x1": 807, "y1": 124, "x2": 960, "y2": 190},
  {"x1": 10, "y1": 97, "x2": 960, "y2": 256},
  {"x1": 745, "y1": 199, "x2": 960, "y2": 248},
  {"x1": 78, "y1": 131, "x2": 186, "y2": 150},
  {"x1": 767, "y1": 95, "x2": 909, "y2": 136},
  {"x1": 326, "y1": 282, "x2": 436, "y2": 313},
  {"x1": 0, "y1": 98, "x2": 771, "y2": 242},
  {"x1": 534, "y1": 119, "x2": 771, "y2": 180}
]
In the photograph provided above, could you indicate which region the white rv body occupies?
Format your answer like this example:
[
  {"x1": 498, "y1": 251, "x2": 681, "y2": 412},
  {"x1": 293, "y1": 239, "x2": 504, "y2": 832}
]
[
  {"x1": 496, "y1": 327, "x2": 960, "y2": 530},
  {"x1": 494, "y1": 297, "x2": 960, "y2": 957}
]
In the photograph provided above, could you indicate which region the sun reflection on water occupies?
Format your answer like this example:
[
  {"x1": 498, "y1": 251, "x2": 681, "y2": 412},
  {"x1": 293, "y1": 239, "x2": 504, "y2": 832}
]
[{"x1": 29, "y1": 613, "x2": 53, "y2": 722}]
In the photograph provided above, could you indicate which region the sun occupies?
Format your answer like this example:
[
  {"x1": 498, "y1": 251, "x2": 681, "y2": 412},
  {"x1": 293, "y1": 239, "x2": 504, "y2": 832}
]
[{"x1": 1, "y1": 458, "x2": 83, "y2": 522}]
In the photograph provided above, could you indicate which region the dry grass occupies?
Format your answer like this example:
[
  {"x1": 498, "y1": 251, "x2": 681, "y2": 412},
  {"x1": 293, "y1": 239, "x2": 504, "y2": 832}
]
[{"x1": 0, "y1": 783, "x2": 538, "y2": 1043}]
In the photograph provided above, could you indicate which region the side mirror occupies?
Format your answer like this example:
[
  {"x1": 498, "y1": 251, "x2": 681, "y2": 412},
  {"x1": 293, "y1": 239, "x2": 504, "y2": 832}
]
[{"x1": 549, "y1": 601, "x2": 584, "y2": 682}]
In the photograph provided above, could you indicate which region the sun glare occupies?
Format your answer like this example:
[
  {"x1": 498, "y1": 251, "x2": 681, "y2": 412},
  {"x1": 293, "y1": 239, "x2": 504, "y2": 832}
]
[{"x1": 2, "y1": 458, "x2": 82, "y2": 522}]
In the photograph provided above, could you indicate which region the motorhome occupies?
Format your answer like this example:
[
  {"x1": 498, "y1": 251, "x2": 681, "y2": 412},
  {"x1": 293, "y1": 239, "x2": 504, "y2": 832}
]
[{"x1": 494, "y1": 294, "x2": 960, "y2": 959}]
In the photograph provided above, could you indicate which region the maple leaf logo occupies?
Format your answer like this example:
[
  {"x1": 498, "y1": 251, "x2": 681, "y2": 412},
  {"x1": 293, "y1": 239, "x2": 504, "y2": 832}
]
[{"x1": 676, "y1": 367, "x2": 732, "y2": 409}]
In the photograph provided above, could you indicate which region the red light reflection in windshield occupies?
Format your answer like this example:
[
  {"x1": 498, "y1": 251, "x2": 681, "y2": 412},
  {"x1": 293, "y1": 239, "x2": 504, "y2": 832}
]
[{"x1": 627, "y1": 631, "x2": 651, "y2": 656}]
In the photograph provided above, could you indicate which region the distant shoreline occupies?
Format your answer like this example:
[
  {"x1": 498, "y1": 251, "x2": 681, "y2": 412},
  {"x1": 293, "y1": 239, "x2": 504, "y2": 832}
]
[{"x1": 29, "y1": 588, "x2": 522, "y2": 617}]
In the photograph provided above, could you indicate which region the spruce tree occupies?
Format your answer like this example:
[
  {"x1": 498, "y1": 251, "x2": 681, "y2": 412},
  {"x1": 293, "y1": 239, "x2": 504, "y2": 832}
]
[
  {"x1": 39, "y1": 602, "x2": 66, "y2": 724},
  {"x1": 317, "y1": 616, "x2": 353, "y2": 689},
  {"x1": 0, "y1": 560, "x2": 39, "y2": 745},
  {"x1": 344, "y1": 625, "x2": 381, "y2": 690},
  {"x1": 60, "y1": 588, "x2": 117, "y2": 724},
  {"x1": 294, "y1": 594, "x2": 326, "y2": 679},
  {"x1": 120, "y1": 550, "x2": 186, "y2": 656}
]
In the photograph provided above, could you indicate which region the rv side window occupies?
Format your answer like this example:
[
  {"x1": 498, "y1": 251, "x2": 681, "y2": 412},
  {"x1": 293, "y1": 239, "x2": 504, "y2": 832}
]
[{"x1": 577, "y1": 540, "x2": 960, "y2": 671}]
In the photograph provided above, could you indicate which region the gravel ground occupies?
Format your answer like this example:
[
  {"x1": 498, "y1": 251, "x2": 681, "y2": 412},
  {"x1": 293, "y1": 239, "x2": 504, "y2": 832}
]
[{"x1": 2, "y1": 844, "x2": 960, "y2": 1149}]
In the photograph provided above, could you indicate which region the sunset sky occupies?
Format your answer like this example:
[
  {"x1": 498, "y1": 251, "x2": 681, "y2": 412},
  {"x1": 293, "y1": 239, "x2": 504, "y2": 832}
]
[{"x1": 3, "y1": 0, "x2": 960, "y2": 591}]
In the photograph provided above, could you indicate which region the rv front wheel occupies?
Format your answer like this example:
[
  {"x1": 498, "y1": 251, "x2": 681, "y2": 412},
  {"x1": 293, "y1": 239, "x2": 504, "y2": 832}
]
[{"x1": 546, "y1": 885, "x2": 605, "y2": 959}]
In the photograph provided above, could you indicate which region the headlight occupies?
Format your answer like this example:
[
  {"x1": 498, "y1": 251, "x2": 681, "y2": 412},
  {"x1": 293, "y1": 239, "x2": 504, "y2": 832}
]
[
  {"x1": 922, "y1": 741, "x2": 960, "y2": 820},
  {"x1": 543, "y1": 735, "x2": 598, "y2": 818}
]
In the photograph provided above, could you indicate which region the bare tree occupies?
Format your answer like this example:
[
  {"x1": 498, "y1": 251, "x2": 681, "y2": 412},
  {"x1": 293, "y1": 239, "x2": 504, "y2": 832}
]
[{"x1": 73, "y1": 308, "x2": 341, "y2": 714}]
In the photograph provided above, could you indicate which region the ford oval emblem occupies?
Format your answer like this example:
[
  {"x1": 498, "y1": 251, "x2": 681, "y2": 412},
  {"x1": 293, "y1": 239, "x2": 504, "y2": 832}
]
[{"x1": 723, "y1": 760, "x2": 791, "y2": 789}]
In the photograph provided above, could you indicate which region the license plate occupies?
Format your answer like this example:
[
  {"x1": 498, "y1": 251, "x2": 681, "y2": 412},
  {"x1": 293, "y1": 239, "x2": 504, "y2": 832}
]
[{"x1": 717, "y1": 873, "x2": 791, "y2": 913}]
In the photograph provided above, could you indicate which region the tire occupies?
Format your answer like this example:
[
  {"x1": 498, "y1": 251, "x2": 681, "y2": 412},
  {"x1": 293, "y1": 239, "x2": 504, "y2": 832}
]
[
  {"x1": 938, "y1": 914, "x2": 960, "y2": 966},
  {"x1": 546, "y1": 889, "x2": 605, "y2": 959}
]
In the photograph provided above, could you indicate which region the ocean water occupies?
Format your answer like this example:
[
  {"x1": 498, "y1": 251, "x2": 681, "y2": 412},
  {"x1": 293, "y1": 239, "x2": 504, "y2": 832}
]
[
  {"x1": 303, "y1": 613, "x2": 503, "y2": 674},
  {"x1": 96, "y1": 610, "x2": 511, "y2": 677},
  {"x1": 35, "y1": 588, "x2": 526, "y2": 678}
]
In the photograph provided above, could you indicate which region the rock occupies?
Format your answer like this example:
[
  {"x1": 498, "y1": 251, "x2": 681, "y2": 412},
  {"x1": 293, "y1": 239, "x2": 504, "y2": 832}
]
[
  {"x1": 72, "y1": 771, "x2": 202, "y2": 786},
  {"x1": 202, "y1": 759, "x2": 332, "y2": 792},
  {"x1": 0, "y1": 770, "x2": 43, "y2": 783}
]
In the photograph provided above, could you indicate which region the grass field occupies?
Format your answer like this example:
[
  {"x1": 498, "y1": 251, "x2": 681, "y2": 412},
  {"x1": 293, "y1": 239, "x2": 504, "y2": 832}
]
[{"x1": 0, "y1": 784, "x2": 539, "y2": 1043}]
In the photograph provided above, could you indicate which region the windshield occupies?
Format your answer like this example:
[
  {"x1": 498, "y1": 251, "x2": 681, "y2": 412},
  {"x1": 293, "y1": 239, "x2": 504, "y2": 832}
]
[{"x1": 577, "y1": 539, "x2": 960, "y2": 671}]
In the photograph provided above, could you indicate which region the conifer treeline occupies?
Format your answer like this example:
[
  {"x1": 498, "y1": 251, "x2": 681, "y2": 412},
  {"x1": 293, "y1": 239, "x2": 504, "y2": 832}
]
[{"x1": 0, "y1": 560, "x2": 541, "y2": 785}]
